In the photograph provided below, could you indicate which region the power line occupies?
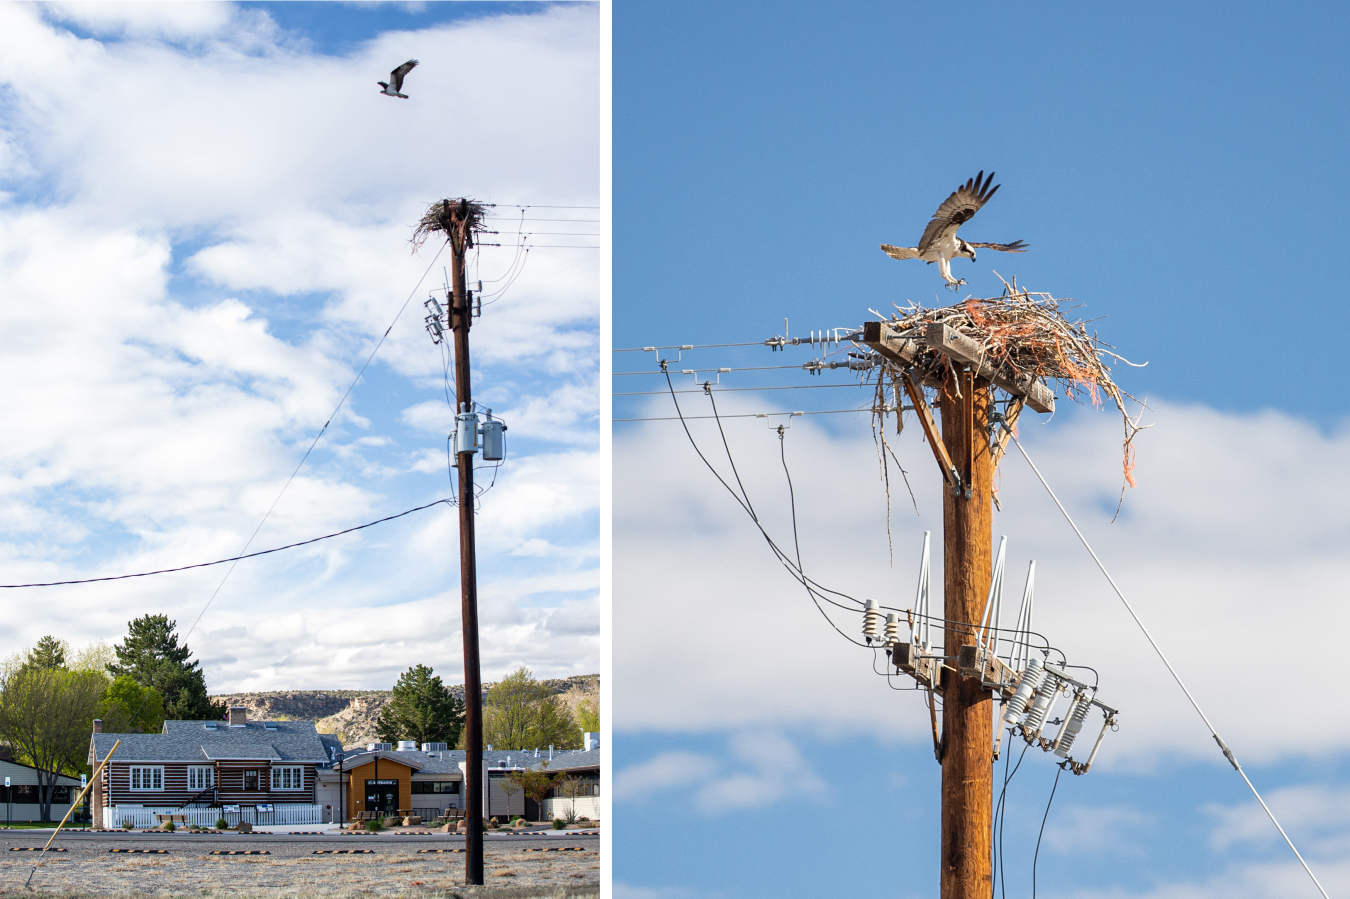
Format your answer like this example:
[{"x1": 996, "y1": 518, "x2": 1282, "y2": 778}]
[
  {"x1": 0, "y1": 500, "x2": 451, "y2": 589},
  {"x1": 1032, "y1": 763, "x2": 1065, "y2": 899},
  {"x1": 614, "y1": 364, "x2": 806, "y2": 376},
  {"x1": 484, "y1": 217, "x2": 600, "y2": 223},
  {"x1": 1005, "y1": 427, "x2": 1331, "y2": 899},
  {"x1": 615, "y1": 383, "x2": 870, "y2": 396},
  {"x1": 616, "y1": 407, "x2": 876, "y2": 423},
  {"x1": 613, "y1": 341, "x2": 767, "y2": 352},
  {"x1": 179, "y1": 240, "x2": 449, "y2": 645}
]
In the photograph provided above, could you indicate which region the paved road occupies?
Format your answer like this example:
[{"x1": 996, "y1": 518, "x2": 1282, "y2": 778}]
[{"x1": 1, "y1": 829, "x2": 598, "y2": 859}]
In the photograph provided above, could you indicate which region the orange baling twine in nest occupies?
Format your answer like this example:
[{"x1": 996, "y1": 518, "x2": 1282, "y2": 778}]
[{"x1": 881, "y1": 278, "x2": 1148, "y2": 510}]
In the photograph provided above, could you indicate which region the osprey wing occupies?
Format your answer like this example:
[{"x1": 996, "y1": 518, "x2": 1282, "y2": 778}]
[
  {"x1": 391, "y1": 59, "x2": 419, "y2": 91},
  {"x1": 916, "y1": 171, "x2": 1000, "y2": 254},
  {"x1": 964, "y1": 240, "x2": 1028, "y2": 253}
]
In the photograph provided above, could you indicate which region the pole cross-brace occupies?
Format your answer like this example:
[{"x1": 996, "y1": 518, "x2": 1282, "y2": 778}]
[
  {"x1": 890, "y1": 641, "x2": 943, "y2": 690},
  {"x1": 899, "y1": 369, "x2": 962, "y2": 494},
  {"x1": 955, "y1": 644, "x2": 1020, "y2": 696}
]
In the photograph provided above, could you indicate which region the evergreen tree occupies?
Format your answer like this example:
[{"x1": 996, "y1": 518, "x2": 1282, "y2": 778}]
[
  {"x1": 376, "y1": 664, "x2": 465, "y2": 746},
  {"x1": 24, "y1": 636, "x2": 68, "y2": 671},
  {"x1": 108, "y1": 615, "x2": 224, "y2": 721}
]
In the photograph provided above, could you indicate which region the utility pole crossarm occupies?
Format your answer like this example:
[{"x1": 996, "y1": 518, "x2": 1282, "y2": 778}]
[{"x1": 924, "y1": 323, "x2": 1056, "y2": 413}]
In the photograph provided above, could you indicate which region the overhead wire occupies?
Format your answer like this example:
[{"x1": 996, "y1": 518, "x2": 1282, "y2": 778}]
[
  {"x1": 178, "y1": 238, "x2": 449, "y2": 647},
  {"x1": 615, "y1": 383, "x2": 871, "y2": 396},
  {"x1": 660, "y1": 367, "x2": 871, "y2": 646},
  {"x1": 1004, "y1": 426, "x2": 1330, "y2": 899},
  {"x1": 0, "y1": 500, "x2": 452, "y2": 589},
  {"x1": 1031, "y1": 763, "x2": 1065, "y2": 899}
]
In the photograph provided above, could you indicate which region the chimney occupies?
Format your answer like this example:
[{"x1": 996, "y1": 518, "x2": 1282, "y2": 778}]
[
  {"x1": 583, "y1": 732, "x2": 599, "y2": 751},
  {"x1": 92, "y1": 719, "x2": 103, "y2": 734},
  {"x1": 228, "y1": 706, "x2": 247, "y2": 727}
]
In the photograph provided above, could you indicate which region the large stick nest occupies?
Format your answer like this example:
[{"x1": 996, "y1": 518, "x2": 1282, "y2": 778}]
[
  {"x1": 869, "y1": 276, "x2": 1148, "y2": 511},
  {"x1": 411, "y1": 198, "x2": 489, "y2": 252}
]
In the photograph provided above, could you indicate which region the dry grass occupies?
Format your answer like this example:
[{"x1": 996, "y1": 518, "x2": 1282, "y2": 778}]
[{"x1": 0, "y1": 850, "x2": 598, "y2": 898}]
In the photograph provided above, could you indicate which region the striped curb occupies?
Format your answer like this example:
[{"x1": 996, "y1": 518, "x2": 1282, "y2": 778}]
[
  {"x1": 522, "y1": 847, "x2": 586, "y2": 852},
  {"x1": 9, "y1": 847, "x2": 67, "y2": 852},
  {"x1": 313, "y1": 849, "x2": 374, "y2": 854},
  {"x1": 417, "y1": 849, "x2": 465, "y2": 853},
  {"x1": 210, "y1": 850, "x2": 270, "y2": 855},
  {"x1": 109, "y1": 849, "x2": 169, "y2": 854}
]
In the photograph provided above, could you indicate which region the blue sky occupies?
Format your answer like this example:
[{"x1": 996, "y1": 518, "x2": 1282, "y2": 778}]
[
  {"x1": 0, "y1": 2, "x2": 599, "y2": 692},
  {"x1": 613, "y1": 3, "x2": 1350, "y2": 898}
]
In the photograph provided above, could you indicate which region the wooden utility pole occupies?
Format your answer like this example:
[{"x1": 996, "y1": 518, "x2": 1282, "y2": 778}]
[
  {"x1": 447, "y1": 199, "x2": 485, "y2": 885},
  {"x1": 939, "y1": 367, "x2": 994, "y2": 899}
]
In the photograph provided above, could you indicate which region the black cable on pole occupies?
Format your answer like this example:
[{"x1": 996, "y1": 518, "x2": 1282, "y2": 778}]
[
  {"x1": 1032, "y1": 763, "x2": 1064, "y2": 899},
  {"x1": 660, "y1": 367, "x2": 870, "y2": 647}
]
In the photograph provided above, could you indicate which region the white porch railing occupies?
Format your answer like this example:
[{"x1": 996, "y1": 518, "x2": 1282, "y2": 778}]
[{"x1": 104, "y1": 805, "x2": 323, "y2": 829}]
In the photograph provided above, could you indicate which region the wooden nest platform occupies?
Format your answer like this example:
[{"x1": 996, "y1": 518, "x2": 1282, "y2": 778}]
[{"x1": 860, "y1": 277, "x2": 1146, "y2": 507}]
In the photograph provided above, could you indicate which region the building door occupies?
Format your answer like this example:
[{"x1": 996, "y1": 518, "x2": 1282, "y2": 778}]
[{"x1": 365, "y1": 780, "x2": 398, "y2": 814}]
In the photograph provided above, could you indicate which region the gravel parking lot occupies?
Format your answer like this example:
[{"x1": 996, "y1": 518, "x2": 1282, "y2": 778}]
[{"x1": 0, "y1": 830, "x2": 599, "y2": 898}]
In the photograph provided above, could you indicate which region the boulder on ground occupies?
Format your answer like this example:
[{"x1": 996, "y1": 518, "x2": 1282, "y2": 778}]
[
  {"x1": 403, "y1": 816, "x2": 421, "y2": 826},
  {"x1": 236, "y1": 822, "x2": 252, "y2": 833}
]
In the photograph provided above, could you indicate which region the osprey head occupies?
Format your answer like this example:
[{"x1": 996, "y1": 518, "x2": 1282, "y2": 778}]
[{"x1": 957, "y1": 239, "x2": 976, "y2": 262}]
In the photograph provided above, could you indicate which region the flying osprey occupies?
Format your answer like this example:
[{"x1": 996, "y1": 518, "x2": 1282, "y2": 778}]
[
  {"x1": 378, "y1": 59, "x2": 419, "y2": 98},
  {"x1": 881, "y1": 171, "x2": 1028, "y2": 287}
]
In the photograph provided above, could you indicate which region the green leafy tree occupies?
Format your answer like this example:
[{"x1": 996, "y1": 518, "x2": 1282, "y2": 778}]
[
  {"x1": 108, "y1": 615, "x2": 224, "y2": 721},
  {"x1": 99, "y1": 675, "x2": 165, "y2": 735},
  {"x1": 483, "y1": 667, "x2": 581, "y2": 751},
  {"x1": 576, "y1": 698, "x2": 599, "y2": 735},
  {"x1": 376, "y1": 664, "x2": 465, "y2": 746},
  {"x1": 70, "y1": 641, "x2": 115, "y2": 675},
  {"x1": 24, "y1": 636, "x2": 69, "y2": 671},
  {"x1": 0, "y1": 665, "x2": 106, "y2": 821}
]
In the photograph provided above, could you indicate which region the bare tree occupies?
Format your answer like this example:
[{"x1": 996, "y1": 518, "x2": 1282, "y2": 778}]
[{"x1": 556, "y1": 774, "x2": 583, "y2": 824}]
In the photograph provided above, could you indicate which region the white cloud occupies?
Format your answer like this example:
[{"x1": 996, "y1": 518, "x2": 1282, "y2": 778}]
[
  {"x1": 614, "y1": 751, "x2": 718, "y2": 802},
  {"x1": 0, "y1": 4, "x2": 598, "y2": 691},
  {"x1": 615, "y1": 730, "x2": 825, "y2": 815},
  {"x1": 614, "y1": 395, "x2": 1350, "y2": 770}
]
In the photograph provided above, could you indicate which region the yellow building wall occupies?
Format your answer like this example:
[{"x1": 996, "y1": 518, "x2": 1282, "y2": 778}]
[{"x1": 345, "y1": 759, "x2": 413, "y2": 819}]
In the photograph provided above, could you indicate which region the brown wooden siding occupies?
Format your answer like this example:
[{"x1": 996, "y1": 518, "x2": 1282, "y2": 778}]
[{"x1": 103, "y1": 762, "x2": 317, "y2": 805}]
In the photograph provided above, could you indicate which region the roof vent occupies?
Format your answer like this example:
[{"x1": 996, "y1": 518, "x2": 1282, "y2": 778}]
[
  {"x1": 396, "y1": 740, "x2": 418, "y2": 751},
  {"x1": 265, "y1": 723, "x2": 279, "y2": 731},
  {"x1": 421, "y1": 742, "x2": 448, "y2": 752},
  {"x1": 366, "y1": 742, "x2": 393, "y2": 752},
  {"x1": 204, "y1": 722, "x2": 218, "y2": 730}
]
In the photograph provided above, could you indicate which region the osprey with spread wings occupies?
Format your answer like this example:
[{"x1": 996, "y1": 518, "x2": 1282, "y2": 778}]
[{"x1": 881, "y1": 171, "x2": 1028, "y2": 287}]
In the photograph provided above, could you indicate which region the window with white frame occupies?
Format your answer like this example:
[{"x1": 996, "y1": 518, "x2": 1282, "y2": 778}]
[
  {"x1": 128, "y1": 766, "x2": 163, "y2": 791},
  {"x1": 270, "y1": 766, "x2": 304, "y2": 791},
  {"x1": 187, "y1": 766, "x2": 214, "y2": 791}
]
